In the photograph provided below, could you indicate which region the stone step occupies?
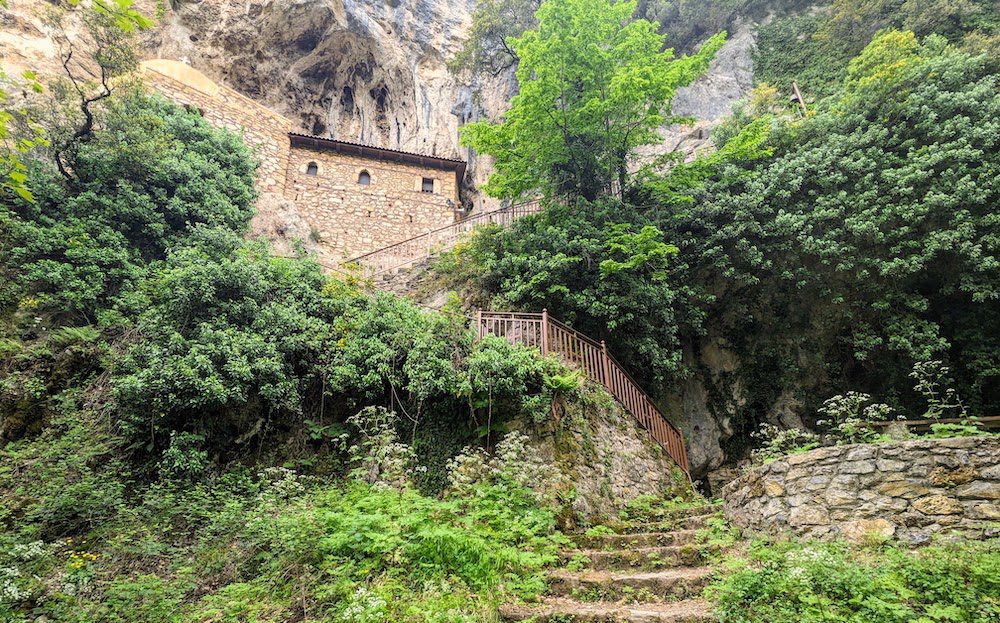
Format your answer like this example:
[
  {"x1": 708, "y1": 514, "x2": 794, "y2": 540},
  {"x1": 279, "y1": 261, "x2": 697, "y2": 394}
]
[
  {"x1": 560, "y1": 544, "x2": 713, "y2": 570},
  {"x1": 621, "y1": 504, "x2": 720, "y2": 521},
  {"x1": 574, "y1": 529, "x2": 700, "y2": 549},
  {"x1": 499, "y1": 597, "x2": 714, "y2": 622},
  {"x1": 612, "y1": 511, "x2": 718, "y2": 534},
  {"x1": 547, "y1": 567, "x2": 714, "y2": 601}
]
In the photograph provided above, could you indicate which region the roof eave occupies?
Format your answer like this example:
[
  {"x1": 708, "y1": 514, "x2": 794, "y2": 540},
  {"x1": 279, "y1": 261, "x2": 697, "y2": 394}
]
[{"x1": 288, "y1": 132, "x2": 466, "y2": 174}]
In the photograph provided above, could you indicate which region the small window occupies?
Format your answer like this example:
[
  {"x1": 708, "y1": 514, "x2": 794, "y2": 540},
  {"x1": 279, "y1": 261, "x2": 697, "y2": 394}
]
[
  {"x1": 421, "y1": 177, "x2": 435, "y2": 193},
  {"x1": 306, "y1": 162, "x2": 318, "y2": 176},
  {"x1": 358, "y1": 170, "x2": 371, "y2": 185}
]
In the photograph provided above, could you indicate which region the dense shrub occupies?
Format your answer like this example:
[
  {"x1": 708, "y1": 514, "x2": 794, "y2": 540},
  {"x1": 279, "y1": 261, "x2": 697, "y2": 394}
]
[
  {"x1": 0, "y1": 432, "x2": 564, "y2": 622},
  {"x1": 752, "y1": 0, "x2": 998, "y2": 97},
  {"x1": 438, "y1": 201, "x2": 696, "y2": 387},
  {"x1": 441, "y1": 33, "x2": 1000, "y2": 430},
  {"x1": 1, "y1": 92, "x2": 256, "y2": 320},
  {"x1": 671, "y1": 32, "x2": 999, "y2": 418},
  {"x1": 712, "y1": 539, "x2": 1000, "y2": 622}
]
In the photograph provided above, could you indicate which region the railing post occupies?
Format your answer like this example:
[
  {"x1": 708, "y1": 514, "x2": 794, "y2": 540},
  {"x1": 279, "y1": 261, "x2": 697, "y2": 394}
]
[
  {"x1": 540, "y1": 308, "x2": 549, "y2": 356},
  {"x1": 476, "y1": 309, "x2": 483, "y2": 340},
  {"x1": 600, "y1": 340, "x2": 609, "y2": 387}
]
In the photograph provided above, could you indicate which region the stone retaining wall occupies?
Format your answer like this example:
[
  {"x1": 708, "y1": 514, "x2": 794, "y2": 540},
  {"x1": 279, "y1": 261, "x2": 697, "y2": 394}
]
[{"x1": 723, "y1": 437, "x2": 1000, "y2": 544}]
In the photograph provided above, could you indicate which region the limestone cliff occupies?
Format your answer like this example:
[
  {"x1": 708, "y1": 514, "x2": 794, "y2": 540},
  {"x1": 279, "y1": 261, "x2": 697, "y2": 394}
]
[{"x1": 142, "y1": 0, "x2": 512, "y2": 204}]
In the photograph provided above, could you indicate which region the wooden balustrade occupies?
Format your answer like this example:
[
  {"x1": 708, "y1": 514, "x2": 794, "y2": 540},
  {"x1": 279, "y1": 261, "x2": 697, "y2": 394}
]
[
  {"x1": 345, "y1": 200, "x2": 543, "y2": 276},
  {"x1": 476, "y1": 310, "x2": 690, "y2": 477}
]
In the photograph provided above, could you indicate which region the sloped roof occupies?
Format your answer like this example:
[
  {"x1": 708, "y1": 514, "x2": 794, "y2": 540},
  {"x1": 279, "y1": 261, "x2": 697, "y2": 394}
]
[{"x1": 288, "y1": 132, "x2": 466, "y2": 177}]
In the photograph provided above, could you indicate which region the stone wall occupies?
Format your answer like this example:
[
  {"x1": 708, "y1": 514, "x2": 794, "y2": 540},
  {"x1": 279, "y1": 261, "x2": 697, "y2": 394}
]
[
  {"x1": 723, "y1": 437, "x2": 1000, "y2": 544},
  {"x1": 285, "y1": 145, "x2": 458, "y2": 258},
  {"x1": 140, "y1": 59, "x2": 463, "y2": 260},
  {"x1": 141, "y1": 60, "x2": 292, "y2": 193}
]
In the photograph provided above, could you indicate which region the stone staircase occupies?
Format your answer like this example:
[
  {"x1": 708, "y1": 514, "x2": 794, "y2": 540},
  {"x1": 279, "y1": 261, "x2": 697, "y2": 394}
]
[{"x1": 500, "y1": 504, "x2": 722, "y2": 622}]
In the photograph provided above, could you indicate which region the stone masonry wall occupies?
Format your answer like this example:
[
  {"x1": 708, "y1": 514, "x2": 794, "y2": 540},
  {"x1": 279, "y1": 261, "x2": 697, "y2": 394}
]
[
  {"x1": 723, "y1": 437, "x2": 1000, "y2": 544},
  {"x1": 140, "y1": 60, "x2": 462, "y2": 260},
  {"x1": 285, "y1": 146, "x2": 458, "y2": 259}
]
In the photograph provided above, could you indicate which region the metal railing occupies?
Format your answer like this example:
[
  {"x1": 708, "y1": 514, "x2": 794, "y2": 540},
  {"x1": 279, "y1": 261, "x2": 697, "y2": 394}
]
[
  {"x1": 344, "y1": 200, "x2": 543, "y2": 276},
  {"x1": 476, "y1": 309, "x2": 690, "y2": 477}
]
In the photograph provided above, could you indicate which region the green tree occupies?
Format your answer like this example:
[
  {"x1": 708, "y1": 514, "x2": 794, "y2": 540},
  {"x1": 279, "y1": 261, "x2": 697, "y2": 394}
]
[
  {"x1": 450, "y1": 0, "x2": 541, "y2": 75},
  {"x1": 460, "y1": 0, "x2": 724, "y2": 201},
  {"x1": 1, "y1": 92, "x2": 256, "y2": 320},
  {"x1": 0, "y1": 0, "x2": 150, "y2": 201},
  {"x1": 445, "y1": 31, "x2": 1000, "y2": 426}
]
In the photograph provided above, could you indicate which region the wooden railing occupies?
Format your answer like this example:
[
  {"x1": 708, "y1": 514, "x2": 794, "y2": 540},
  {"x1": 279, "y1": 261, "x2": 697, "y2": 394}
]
[
  {"x1": 344, "y1": 200, "x2": 543, "y2": 276},
  {"x1": 476, "y1": 310, "x2": 690, "y2": 477}
]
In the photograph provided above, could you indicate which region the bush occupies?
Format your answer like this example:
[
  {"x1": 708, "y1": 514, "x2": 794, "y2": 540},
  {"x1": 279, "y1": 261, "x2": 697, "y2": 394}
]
[
  {"x1": 712, "y1": 539, "x2": 1000, "y2": 623},
  {"x1": 447, "y1": 32, "x2": 1000, "y2": 436},
  {"x1": 1, "y1": 92, "x2": 256, "y2": 321}
]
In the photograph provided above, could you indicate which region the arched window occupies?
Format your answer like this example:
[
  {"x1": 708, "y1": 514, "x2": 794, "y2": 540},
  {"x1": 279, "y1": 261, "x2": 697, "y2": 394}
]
[
  {"x1": 306, "y1": 162, "x2": 318, "y2": 176},
  {"x1": 358, "y1": 170, "x2": 371, "y2": 185}
]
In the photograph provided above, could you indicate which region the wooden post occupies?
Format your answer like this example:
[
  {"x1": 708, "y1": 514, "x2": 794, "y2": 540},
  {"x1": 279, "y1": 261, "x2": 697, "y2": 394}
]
[
  {"x1": 791, "y1": 80, "x2": 807, "y2": 117},
  {"x1": 600, "y1": 340, "x2": 609, "y2": 387},
  {"x1": 476, "y1": 309, "x2": 483, "y2": 339},
  {"x1": 541, "y1": 308, "x2": 549, "y2": 356}
]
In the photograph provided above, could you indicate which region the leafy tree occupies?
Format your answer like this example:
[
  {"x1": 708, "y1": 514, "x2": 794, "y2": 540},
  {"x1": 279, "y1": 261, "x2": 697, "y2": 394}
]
[
  {"x1": 752, "y1": 0, "x2": 998, "y2": 97},
  {"x1": 0, "y1": 0, "x2": 150, "y2": 200},
  {"x1": 437, "y1": 200, "x2": 695, "y2": 387},
  {"x1": 444, "y1": 31, "x2": 1000, "y2": 431},
  {"x1": 460, "y1": 0, "x2": 725, "y2": 201},
  {"x1": 656, "y1": 30, "x2": 999, "y2": 418},
  {"x1": 1, "y1": 92, "x2": 257, "y2": 320},
  {"x1": 450, "y1": 0, "x2": 541, "y2": 75}
]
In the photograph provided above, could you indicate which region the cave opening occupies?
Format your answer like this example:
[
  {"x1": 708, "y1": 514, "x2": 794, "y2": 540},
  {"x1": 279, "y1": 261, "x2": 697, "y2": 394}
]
[{"x1": 340, "y1": 85, "x2": 355, "y2": 114}]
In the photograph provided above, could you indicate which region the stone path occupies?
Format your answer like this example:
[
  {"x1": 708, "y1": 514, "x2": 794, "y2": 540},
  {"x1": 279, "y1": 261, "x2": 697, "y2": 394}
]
[{"x1": 500, "y1": 504, "x2": 722, "y2": 622}]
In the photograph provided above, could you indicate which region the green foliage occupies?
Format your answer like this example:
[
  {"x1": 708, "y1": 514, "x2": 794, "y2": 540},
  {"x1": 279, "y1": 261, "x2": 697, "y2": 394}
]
[
  {"x1": 711, "y1": 539, "x2": 1000, "y2": 623},
  {"x1": 2, "y1": 92, "x2": 256, "y2": 320},
  {"x1": 617, "y1": 494, "x2": 705, "y2": 523},
  {"x1": 584, "y1": 524, "x2": 614, "y2": 537},
  {"x1": 750, "y1": 423, "x2": 821, "y2": 463},
  {"x1": 448, "y1": 31, "x2": 1000, "y2": 436},
  {"x1": 753, "y1": 0, "x2": 998, "y2": 97},
  {"x1": 654, "y1": 31, "x2": 1000, "y2": 419},
  {"x1": 1, "y1": 79, "x2": 579, "y2": 488},
  {"x1": 754, "y1": 13, "x2": 856, "y2": 98},
  {"x1": 0, "y1": 0, "x2": 149, "y2": 204},
  {"x1": 450, "y1": 0, "x2": 541, "y2": 74},
  {"x1": 816, "y1": 392, "x2": 894, "y2": 445},
  {"x1": 0, "y1": 430, "x2": 562, "y2": 622},
  {"x1": 438, "y1": 200, "x2": 695, "y2": 386},
  {"x1": 461, "y1": 0, "x2": 725, "y2": 200},
  {"x1": 909, "y1": 360, "x2": 968, "y2": 420}
]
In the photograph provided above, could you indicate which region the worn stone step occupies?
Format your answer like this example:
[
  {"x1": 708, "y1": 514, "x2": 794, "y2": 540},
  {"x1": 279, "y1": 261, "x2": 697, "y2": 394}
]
[
  {"x1": 574, "y1": 529, "x2": 699, "y2": 549},
  {"x1": 547, "y1": 567, "x2": 714, "y2": 600},
  {"x1": 621, "y1": 504, "x2": 720, "y2": 522},
  {"x1": 612, "y1": 511, "x2": 718, "y2": 534},
  {"x1": 499, "y1": 597, "x2": 714, "y2": 622},
  {"x1": 560, "y1": 544, "x2": 713, "y2": 570}
]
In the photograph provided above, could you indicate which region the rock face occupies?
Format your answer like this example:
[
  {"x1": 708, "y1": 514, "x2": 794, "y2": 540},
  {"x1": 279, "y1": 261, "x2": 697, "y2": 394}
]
[
  {"x1": 529, "y1": 387, "x2": 691, "y2": 522},
  {"x1": 722, "y1": 437, "x2": 1000, "y2": 544},
  {"x1": 249, "y1": 192, "x2": 321, "y2": 258},
  {"x1": 644, "y1": 21, "x2": 758, "y2": 164},
  {"x1": 141, "y1": 0, "x2": 515, "y2": 207}
]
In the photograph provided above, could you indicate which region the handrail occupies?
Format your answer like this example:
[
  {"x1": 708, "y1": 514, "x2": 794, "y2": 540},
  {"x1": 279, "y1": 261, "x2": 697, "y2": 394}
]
[
  {"x1": 475, "y1": 309, "x2": 690, "y2": 478},
  {"x1": 342, "y1": 200, "x2": 544, "y2": 277}
]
